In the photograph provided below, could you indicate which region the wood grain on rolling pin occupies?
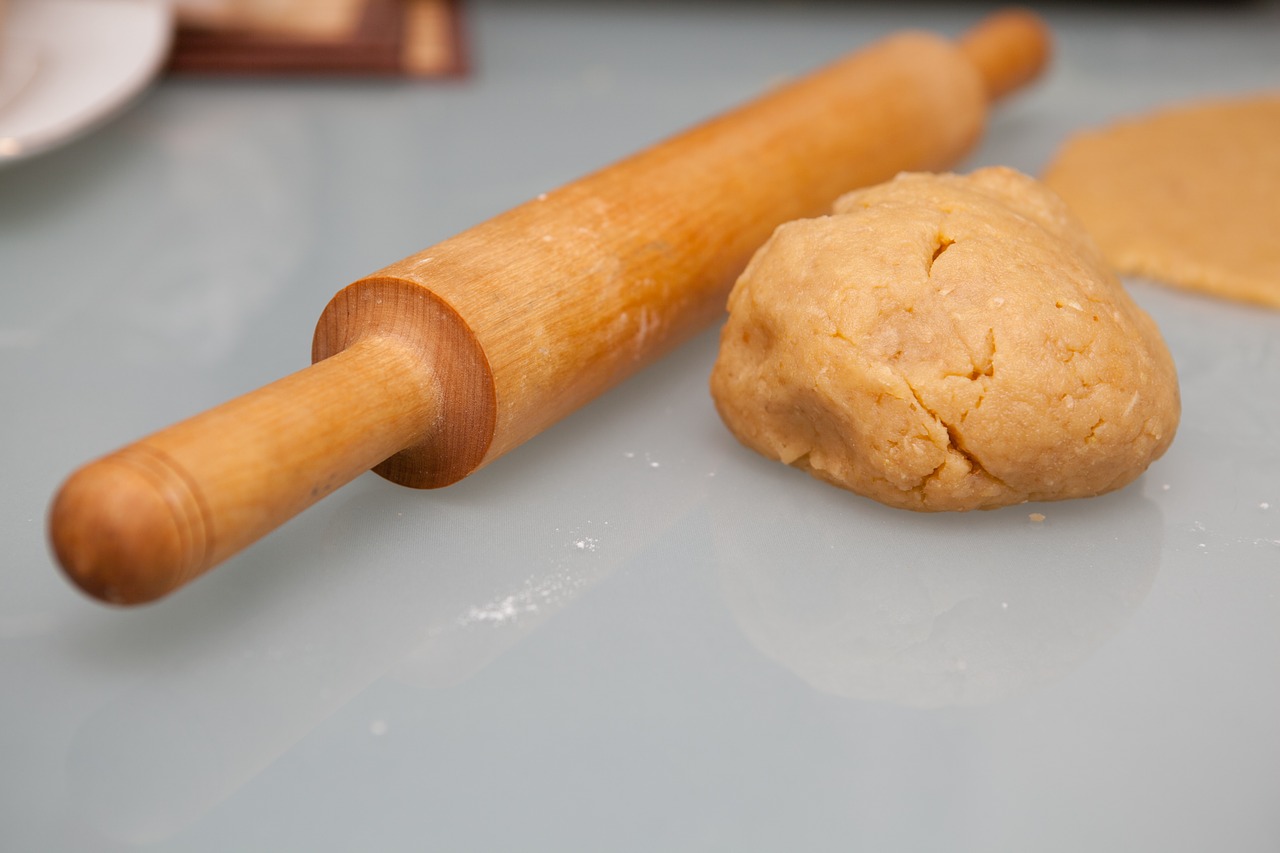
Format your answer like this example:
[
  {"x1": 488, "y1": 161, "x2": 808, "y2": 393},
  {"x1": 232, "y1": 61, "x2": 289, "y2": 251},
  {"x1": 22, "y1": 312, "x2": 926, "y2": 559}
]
[{"x1": 50, "y1": 10, "x2": 1051, "y2": 604}]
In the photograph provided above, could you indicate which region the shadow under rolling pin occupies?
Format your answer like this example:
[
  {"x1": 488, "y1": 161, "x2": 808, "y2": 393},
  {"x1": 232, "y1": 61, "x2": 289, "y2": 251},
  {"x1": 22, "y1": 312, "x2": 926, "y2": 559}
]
[{"x1": 50, "y1": 10, "x2": 1052, "y2": 605}]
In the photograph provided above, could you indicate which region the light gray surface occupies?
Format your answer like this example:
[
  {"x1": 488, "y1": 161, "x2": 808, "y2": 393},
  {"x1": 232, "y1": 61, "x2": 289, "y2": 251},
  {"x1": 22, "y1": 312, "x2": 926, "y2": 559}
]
[{"x1": 3, "y1": 2, "x2": 1280, "y2": 850}]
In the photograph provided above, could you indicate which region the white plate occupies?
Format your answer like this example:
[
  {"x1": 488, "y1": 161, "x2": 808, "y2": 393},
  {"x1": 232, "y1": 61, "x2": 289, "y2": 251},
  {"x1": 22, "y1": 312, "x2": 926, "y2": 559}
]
[{"x1": 0, "y1": 0, "x2": 172, "y2": 163}]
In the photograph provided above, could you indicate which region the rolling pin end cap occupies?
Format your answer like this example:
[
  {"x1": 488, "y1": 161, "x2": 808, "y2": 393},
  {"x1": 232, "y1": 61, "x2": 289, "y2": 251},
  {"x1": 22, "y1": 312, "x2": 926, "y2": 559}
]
[{"x1": 49, "y1": 449, "x2": 208, "y2": 606}]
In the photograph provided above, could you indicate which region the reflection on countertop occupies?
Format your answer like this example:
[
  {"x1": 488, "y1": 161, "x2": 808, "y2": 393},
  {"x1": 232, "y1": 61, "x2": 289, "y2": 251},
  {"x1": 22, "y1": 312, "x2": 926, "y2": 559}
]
[
  {"x1": 711, "y1": 455, "x2": 1163, "y2": 709},
  {"x1": 60, "y1": 335, "x2": 712, "y2": 846}
]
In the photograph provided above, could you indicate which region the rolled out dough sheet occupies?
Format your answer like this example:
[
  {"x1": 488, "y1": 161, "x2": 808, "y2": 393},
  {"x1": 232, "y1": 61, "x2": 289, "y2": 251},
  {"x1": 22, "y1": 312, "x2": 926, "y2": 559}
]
[{"x1": 1043, "y1": 94, "x2": 1280, "y2": 309}]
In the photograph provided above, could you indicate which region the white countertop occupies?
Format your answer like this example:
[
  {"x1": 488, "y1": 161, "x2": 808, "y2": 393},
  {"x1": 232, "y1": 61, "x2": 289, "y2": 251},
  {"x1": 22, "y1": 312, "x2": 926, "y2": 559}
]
[{"x1": 3, "y1": 2, "x2": 1279, "y2": 850}]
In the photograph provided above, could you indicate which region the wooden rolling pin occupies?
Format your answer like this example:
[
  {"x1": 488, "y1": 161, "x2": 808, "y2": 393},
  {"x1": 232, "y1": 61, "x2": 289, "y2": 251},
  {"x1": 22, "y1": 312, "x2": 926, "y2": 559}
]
[{"x1": 50, "y1": 10, "x2": 1051, "y2": 604}]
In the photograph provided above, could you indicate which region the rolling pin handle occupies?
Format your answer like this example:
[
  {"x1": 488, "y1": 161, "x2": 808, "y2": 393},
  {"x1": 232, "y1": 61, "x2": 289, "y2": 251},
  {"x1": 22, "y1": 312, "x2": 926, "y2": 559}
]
[
  {"x1": 49, "y1": 336, "x2": 441, "y2": 605},
  {"x1": 958, "y1": 8, "x2": 1053, "y2": 103}
]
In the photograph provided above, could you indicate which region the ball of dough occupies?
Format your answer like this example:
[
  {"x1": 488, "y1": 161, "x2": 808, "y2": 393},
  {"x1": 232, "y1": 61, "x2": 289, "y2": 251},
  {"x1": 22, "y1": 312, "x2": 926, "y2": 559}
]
[{"x1": 709, "y1": 167, "x2": 1180, "y2": 511}]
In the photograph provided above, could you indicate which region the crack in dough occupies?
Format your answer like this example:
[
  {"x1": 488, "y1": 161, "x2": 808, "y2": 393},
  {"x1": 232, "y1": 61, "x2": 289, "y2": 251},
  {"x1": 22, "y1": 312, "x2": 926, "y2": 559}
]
[{"x1": 710, "y1": 168, "x2": 1181, "y2": 511}]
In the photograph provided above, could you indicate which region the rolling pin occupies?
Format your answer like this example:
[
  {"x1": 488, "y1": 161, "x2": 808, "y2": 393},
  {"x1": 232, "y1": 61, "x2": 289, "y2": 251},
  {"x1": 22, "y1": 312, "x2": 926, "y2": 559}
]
[{"x1": 50, "y1": 10, "x2": 1051, "y2": 605}]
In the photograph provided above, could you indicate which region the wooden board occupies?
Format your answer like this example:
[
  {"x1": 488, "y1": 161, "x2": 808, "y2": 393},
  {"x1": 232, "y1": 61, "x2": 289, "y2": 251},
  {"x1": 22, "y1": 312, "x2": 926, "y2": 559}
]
[{"x1": 166, "y1": 0, "x2": 467, "y2": 77}]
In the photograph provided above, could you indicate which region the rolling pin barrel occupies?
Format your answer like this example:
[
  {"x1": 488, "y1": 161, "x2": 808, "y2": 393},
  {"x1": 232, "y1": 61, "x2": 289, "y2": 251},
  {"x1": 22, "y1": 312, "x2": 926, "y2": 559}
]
[{"x1": 50, "y1": 10, "x2": 1051, "y2": 604}]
